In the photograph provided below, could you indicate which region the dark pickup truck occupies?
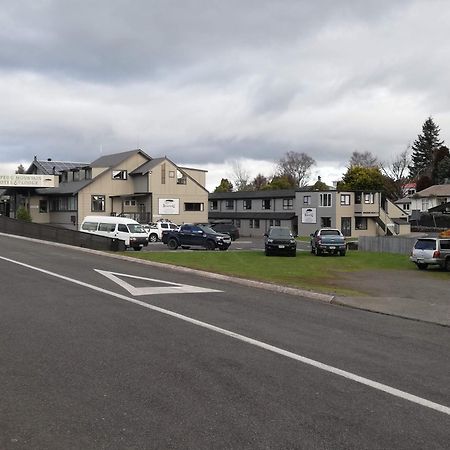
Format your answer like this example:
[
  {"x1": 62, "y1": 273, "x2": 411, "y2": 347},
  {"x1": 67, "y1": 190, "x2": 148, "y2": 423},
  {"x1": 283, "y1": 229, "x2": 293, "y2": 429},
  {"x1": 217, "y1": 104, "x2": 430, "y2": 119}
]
[
  {"x1": 162, "y1": 223, "x2": 231, "y2": 250},
  {"x1": 310, "y1": 228, "x2": 346, "y2": 256}
]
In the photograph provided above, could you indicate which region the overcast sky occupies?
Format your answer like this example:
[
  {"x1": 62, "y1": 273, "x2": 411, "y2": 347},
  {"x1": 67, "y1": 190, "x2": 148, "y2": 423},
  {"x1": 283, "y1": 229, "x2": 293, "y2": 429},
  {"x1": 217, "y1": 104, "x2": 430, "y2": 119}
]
[{"x1": 1, "y1": 0, "x2": 449, "y2": 190}]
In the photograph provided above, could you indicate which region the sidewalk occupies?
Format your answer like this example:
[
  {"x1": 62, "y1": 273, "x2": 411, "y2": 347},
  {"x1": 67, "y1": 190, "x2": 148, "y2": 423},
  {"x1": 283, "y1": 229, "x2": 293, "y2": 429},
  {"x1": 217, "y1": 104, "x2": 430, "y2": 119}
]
[{"x1": 330, "y1": 269, "x2": 450, "y2": 327}]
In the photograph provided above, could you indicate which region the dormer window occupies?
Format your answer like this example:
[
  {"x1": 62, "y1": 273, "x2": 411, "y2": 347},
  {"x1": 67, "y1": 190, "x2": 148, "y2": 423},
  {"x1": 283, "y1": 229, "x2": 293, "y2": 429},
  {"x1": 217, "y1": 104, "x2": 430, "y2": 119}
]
[
  {"x1": 176, "y1": 169, "x2": 187, "y2": 185},
  {"x1": 61, "y1": 171, "x2": 68, "y2": 183},
  {"x1": 112, "y1": 170, "x2": 127, "y2": 180}
]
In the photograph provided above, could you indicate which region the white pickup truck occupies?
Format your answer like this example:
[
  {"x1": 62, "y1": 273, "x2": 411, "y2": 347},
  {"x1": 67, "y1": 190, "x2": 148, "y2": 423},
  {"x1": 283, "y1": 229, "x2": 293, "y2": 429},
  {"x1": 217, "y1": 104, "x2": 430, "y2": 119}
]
[{"x1": 146, "y1": 221, "x2": 178, "y2": 242}]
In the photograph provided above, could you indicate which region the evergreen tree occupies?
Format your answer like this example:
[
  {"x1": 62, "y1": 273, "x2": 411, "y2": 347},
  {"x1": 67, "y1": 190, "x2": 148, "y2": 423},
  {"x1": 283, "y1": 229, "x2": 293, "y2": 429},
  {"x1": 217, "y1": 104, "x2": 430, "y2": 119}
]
[
  {"x1": 214, "y1": 178, "x2": 233, "y2": 193},
  {"x1": 409, "y1": 117, "x2": 444, "y2": 179}
]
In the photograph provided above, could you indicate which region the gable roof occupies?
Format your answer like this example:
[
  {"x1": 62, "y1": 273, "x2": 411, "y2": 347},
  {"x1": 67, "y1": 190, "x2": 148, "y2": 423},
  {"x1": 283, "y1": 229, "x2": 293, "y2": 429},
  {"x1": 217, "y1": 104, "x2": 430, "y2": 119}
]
[
  {"x1": 415, "y1": 184, "x2": 450, "y2": 197},
  {"x1": 130, "y1": 157, "x2": 166, "y2": 175},
  {"x1": 90, "y1": 149, "x2": 151, "y2": 168},
  {"x1": 27, "y1": 159, "x2": 88, "y2": 175}
]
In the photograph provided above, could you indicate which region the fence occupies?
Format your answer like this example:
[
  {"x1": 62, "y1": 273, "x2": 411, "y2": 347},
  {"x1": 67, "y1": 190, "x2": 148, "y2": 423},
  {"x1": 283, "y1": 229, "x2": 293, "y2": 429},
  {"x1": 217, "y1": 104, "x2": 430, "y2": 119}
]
[
  {"x1": 358, "y1": 236, "x2": 417, "y2": 255},
  {"x1": 0, "y1": 215, "x2": 126, "y2": 251}
]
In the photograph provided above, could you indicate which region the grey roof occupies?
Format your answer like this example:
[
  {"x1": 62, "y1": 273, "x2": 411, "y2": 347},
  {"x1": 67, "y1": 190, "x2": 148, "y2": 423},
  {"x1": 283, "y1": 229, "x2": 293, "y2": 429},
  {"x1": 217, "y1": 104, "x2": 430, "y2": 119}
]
[
  {"x1": 130, "y1": 157, "x2": 166, "y2": 175},
  {"x1": 209, "y1": 189, "x2": 297, "y2": 199},
  {"x1": 90, "y1": 149, "x2": 151, "y2": 168},
  {"x1": 395, "y1": 196, "x2": 412, "y2": 204},
  {"x1": 27, "y1": 160, "x2": 88, "y2": 175},
  {"x1": 35, "y1": 179, "x2": 93, "y2": 195},
  {"x1": 415, "y1": 184, "x2": 450, "y2": 197},
  {"x1": 209, "y1": 211, "x2": 296, "y2": 220}
]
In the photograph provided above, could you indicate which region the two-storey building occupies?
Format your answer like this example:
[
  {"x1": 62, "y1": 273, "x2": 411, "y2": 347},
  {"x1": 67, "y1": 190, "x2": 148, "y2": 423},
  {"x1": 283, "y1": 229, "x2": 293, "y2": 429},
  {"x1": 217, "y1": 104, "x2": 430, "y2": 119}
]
[
  {"x1": 13, "y1": 149, "x2": 208, "y2": 228},
  {"x1": 209, "y1": 189, "x2": 410, "y2": 237}
]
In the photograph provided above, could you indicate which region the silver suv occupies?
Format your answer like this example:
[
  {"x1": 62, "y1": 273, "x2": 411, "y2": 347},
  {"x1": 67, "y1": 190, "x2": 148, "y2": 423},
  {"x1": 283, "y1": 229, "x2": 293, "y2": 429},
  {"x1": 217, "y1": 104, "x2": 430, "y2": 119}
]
[{"x1": 410, "y1": 237, "x2": 450, "y2": 270}]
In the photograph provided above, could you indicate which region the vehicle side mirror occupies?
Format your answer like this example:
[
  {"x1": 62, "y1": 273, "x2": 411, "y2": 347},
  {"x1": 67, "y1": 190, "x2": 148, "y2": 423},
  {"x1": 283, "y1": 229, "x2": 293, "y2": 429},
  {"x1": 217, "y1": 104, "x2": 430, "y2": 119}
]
[{"x1": 264, "y1": 233, "x2": 268, "y2": 237}]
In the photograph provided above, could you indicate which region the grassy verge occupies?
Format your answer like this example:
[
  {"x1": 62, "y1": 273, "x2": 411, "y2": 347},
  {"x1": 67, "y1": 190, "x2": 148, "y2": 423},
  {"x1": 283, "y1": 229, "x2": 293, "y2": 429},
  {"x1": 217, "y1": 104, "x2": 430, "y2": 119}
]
[{"x1": 122, "y1": 249, "x2": 413, "y2": 296}]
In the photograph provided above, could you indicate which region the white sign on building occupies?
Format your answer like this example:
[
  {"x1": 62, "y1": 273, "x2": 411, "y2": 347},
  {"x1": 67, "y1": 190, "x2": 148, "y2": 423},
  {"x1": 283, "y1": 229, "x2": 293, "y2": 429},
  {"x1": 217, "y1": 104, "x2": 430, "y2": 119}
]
[
  {"x1": 158, "y1": 198, "x2": 180, "y2": 215},
  {"x1": 301, "y1": 207, "x2": 317, "y2": 223},
  {"x1": 0, "y1": 174, "x2": 57, "y2": 188}
]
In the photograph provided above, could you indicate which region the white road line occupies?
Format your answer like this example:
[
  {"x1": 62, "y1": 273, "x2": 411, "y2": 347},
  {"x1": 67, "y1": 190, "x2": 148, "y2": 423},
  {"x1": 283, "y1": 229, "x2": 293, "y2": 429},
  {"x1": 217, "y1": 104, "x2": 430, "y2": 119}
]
[{"x1": 1, "y1": 254, "x2": 449, "y2": 416}]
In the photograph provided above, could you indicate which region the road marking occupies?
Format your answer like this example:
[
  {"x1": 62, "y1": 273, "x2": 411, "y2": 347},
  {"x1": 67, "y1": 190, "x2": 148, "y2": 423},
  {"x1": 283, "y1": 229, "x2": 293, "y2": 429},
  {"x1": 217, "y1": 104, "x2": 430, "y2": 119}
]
[
  {"x1": 95, "y1": 269, "x2": 222, "y2": 295},
  {"x1": 1, "y1": 254, "x2": 449, "y2": 417}
]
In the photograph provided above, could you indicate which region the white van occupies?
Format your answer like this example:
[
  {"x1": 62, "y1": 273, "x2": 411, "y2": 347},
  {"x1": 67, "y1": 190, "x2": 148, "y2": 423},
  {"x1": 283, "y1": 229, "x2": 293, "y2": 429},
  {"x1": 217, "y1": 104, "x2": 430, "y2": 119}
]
[{"x1": 80, "y1": 216, "x2": 149, "y2": 251}]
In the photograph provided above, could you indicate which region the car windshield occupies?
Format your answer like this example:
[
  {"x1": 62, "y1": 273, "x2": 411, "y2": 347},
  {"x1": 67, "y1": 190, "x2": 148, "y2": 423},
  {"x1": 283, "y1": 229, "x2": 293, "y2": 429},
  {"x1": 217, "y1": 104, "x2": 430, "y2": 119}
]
[
  {"x1": 321, "y1": 229, "x2": 340, "y2": 236},
  {"x1": 198, "y1": 225, "x2": 217, "y2": 234},
  {"x1": 269, "y1": 228, "x2": 293, "y2": 238},
  {"x1": 414, "y1": 239, "x2": 436, "y2": 250},
  {"x1": 127, "y1": 224, "x2": 147, "y2": 233}
]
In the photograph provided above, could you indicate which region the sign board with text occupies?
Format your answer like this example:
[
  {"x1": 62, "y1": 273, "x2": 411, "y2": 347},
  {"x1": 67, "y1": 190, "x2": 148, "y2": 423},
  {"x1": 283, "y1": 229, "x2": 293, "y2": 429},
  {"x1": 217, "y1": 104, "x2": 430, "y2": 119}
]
[
  {"x1": 0, "y1": 174, "x2": 57, "y2": 188},
  {"x1": 158, "y1": 198, "x2": 180, "y2": 215}
]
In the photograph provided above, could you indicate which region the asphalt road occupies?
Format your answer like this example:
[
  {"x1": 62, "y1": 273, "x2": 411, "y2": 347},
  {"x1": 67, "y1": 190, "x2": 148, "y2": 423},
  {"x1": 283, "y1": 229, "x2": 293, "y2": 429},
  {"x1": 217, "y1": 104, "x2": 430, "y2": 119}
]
[{"x1": 1, "y1": 235, "x2": 449, "y2": 449}]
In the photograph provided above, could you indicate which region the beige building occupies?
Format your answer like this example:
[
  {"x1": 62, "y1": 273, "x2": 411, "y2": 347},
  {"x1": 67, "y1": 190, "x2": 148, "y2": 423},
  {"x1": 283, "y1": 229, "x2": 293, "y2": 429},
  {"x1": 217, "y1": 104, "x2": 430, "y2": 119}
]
[{"x1": 23, "y1": 149, "x2": 208, "y2": 229}]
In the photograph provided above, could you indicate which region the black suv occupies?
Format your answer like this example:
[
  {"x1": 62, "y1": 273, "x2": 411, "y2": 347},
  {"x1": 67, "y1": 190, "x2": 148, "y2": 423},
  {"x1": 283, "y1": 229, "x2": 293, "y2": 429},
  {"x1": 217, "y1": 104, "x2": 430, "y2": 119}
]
[
  {"x1": 264, "y1": 226, "x2": 297, "y2": 256},
  {"x1": 210, "y1": 222, "x2": 240, "y2": 241}
]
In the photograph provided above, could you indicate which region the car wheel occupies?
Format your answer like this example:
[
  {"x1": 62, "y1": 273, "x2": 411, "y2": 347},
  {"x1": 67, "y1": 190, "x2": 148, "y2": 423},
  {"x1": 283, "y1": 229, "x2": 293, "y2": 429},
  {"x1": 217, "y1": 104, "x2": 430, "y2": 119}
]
[
  {"x1": 339, "y1": 250, "x2": 346, "y2": 256},
  {"x1": 445, "y1": 258, "x2": 450, "y2": 271},
  {"x1": 265, "y1": 249, "x2": 271, "y2": 256},
  {"x1": 310, "y1": 246, "x2": 315, "y2": 254},
  {"x1": 416, "y1": 263, "x2": 428, "y2": 270},
  {"x1": 291, "y1": 250, "x2": 297, "y2": 257},
  {"x1": 206, "y1": 240, "x2": 216, "y2": 250},
  {"x1": 149, "y1": 233, "x2": 158, "y2": 243},
  {"x1": 167, "y1": 238, "x2": 179, "y2": 250},
  {"x1": 315, "y1": 247, "x2": 322, "y2": 256},
  {"x1": 181, "y1": 246, "x2": 190, "y2": 249},
  {"x1": 133, "y1": 246, "x2": 142, "y2": 251}
]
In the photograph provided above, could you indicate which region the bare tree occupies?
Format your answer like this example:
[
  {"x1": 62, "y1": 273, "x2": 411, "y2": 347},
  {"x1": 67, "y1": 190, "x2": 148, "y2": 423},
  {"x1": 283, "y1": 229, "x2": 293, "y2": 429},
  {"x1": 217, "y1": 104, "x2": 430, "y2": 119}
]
[
  {"x1": 349, "y1": 151, "x2": 379, "y2": 168},
  {"x1": 231, "y1": 160, "x2": 250, "y2": 191},
  {"x1": 276, "y1": 151, "x2": 315, "y2": 188},
  {"x1": 381, "y1": 145, "x2": 411, "y2": 181}
]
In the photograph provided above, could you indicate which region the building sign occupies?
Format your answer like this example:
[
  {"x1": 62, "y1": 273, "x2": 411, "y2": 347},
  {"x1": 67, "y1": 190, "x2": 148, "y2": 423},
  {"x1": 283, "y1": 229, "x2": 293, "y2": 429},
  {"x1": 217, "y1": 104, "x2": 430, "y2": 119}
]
[
  {"x1": 301, "y1": 207, "x2": 316, "y2": 223},
  {"x1": 0, "y1": 174, "x2": 57, "y2": 188},
  {"x1": 158, "y1": 198, "x2": 179, "y2": 215}
]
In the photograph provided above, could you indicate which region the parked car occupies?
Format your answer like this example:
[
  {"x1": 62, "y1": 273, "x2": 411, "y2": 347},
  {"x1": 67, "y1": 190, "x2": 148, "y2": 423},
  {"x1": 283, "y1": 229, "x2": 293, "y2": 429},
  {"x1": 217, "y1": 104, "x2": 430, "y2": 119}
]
[
  {"x1": 209, "y1": 222, "x2": 240, "y2": 241},
  {"x1": 264, "y1": 226, "x2": 297, "y2": 256},
  {"x1": 162, "y1": 223, "x2": 231, "y2": 250},
  {"x1": 310, "y1": 228, "x2": 346, "y2": 256},
  {"x1": 80, "y1": 216, "x2": 149, "y2": 251},
  {"x1": 410, "y1": 237, "x2": 450, "y2": 270},
  {"x1": 146, "y1": 221, "x2": 178, "y2": 242}
]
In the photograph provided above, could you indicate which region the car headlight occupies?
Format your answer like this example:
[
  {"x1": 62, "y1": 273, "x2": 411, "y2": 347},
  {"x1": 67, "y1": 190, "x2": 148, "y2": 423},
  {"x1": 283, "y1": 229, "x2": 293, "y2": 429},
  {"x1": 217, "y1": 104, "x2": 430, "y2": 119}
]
[{"x1": 267, "y1": 239, "x2": 273, "y2": 243}]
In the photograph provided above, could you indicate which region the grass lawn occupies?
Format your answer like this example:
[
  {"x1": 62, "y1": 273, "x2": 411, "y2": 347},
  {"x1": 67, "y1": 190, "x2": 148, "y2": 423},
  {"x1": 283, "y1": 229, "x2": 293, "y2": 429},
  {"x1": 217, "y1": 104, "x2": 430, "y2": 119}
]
[{"x1": 122, "y1": 249, "x2": 413, "y2": 296}]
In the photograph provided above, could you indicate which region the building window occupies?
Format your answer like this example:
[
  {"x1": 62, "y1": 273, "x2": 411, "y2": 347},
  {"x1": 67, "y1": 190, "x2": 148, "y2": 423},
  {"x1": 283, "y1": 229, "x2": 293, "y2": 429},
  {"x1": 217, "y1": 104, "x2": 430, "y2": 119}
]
[
  {"x1": 169, "y1": 170, "x2": 175, "y2": 178},
  {"x1": 49, "y1": 196, "x2": 77, "y2": 212},
  {"x1": 355, "y1": 192, "x2": 362, "y2": 204},
  {"x1": 91, "y1": 195, "x2": 105, "y2": 212},
  {"x1": 320, "y1": 193, "x2": 332, "y2": 207},
  {"x1": 72, "y1": 170, "x2": 80, "y2": 181},
  {"x1": 61, "y1": 171, "x2": 68, "y2": 183},
  {"x1": 355, "y1": 217, "x2": 368, "y2": 230},
  {"x1": 254, "y1": 219, "x2": 260, "y2": 229},
  {"x1": 225, "y1": 200, "x2": 234, "y2": 210},
  {"x1": 364, "y1": 193, "x2": 375, "y2": 204},
  {"x1": 84, "y1": 168, "x2": 92, "y2": 180},
  {"x1": 340, "y1": 194, "x2": 351, "y2": 206},
  {"x1": 262, "y1": 199, "x2": 271, "y2": 210},
  {"x1": 184, "y1": 202, "x2": 204, "y2": 211},
  {"x1": 249, "y1": 219, "x2": 253, "y2": 229},
  {"x1": 421, "y1": 199, "x2": 429, "y2": 211},
  {"x1": 112, "y1": 170, "x2": 127, "y2": 180},
  {"x1": 177, "y1": 170, "x2": 187, "y2": 185},
  {"x1": 275, "y1": 219, "x2": 281, "y2": 226},
  {"x1": 210, "y1": 200, "x2": 218, "y2": 210},
  {"x1": 39, "y1": 200, "x2": 48, "y2": 213},
  {"x1": 321, "y1": 217, "x2": 331, "y2": 227},
  {"x1": 124, "y1": 200, "x2": 136, "y2": 207},
  {"x1": 161, "y1": 163, "x2": 166, "y2": 184},
  {"x1": 235, "y1": 219, "x2": 241, "y2": 227},
  {"x1": 303, "y1": 195, "x2": 311, "y2": 205},
  {"x1": 403, "y1": 203, "x2": 410, "y2": 211},
  {"x1": 283, "y1": 198, "x2": 293, "y2": 210},
  {"x1": 243, "y1": 200, "x2": 252, "y2": 210}
]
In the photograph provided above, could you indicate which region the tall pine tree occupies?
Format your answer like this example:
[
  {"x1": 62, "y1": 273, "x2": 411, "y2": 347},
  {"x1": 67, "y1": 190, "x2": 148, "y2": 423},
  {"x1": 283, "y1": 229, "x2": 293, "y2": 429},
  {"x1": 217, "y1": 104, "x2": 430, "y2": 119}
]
[{"x1": 409, "y1": 117, "x2": 444, "y2": 179}]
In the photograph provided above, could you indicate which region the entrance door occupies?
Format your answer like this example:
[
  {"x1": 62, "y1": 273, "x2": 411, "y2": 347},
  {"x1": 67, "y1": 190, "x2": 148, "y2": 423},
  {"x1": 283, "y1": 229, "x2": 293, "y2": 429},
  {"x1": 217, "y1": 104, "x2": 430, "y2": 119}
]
[{"x1": 341, "y1": 217, "x2": 352, "y2": 237}]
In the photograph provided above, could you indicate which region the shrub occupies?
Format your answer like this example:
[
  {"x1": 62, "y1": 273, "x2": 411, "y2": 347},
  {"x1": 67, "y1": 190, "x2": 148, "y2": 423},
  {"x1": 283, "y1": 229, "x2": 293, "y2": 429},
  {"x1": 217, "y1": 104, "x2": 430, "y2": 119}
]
[{"x1": 16, "y1": 207, "x2": 32, "y2": 222}]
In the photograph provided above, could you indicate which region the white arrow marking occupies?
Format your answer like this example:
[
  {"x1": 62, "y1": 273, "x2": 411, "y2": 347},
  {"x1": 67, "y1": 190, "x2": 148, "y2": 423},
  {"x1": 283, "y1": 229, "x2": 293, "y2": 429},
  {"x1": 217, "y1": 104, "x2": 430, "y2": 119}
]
[{"x1": 95, "y1": 269, "x2": 222, "y2": 296}]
